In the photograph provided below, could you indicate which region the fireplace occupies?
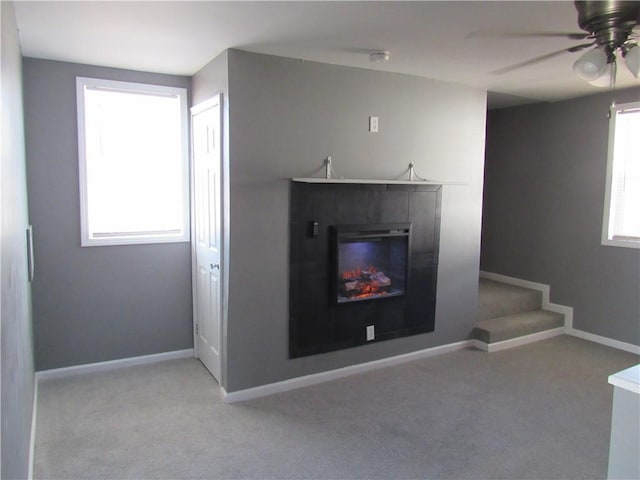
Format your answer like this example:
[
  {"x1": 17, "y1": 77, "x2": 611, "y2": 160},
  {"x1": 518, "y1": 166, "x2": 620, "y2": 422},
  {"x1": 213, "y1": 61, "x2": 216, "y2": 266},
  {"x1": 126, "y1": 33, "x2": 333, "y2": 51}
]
[
  {"x1": 332, "y1": 224, "x2": 411, "y2": 304},
  {"x1": 289, "y1": 182, "x2": 441, "y2": 358}
]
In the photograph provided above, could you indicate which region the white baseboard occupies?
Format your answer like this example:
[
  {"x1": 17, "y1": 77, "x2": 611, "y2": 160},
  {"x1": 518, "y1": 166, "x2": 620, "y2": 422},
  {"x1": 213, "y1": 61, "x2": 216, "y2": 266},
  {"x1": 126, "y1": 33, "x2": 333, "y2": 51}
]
[
  {"x1": 472, "y1": 327, "x2": 565, "y2": 353},
  {"x1": 566, "y1": 328, "x2": 640, "y2": 355},
  {"x1": 222, "y1": 340, "x2": 474, "y2": 404},
  {"x1": 36, "y1": 349, "x2": 194, "y2": 382},
  {"x1": 479, "y1": 270, "x2": 574, "y2": 330},
  {"x1": 28, "y1": 378, "x2": 38, "y2": 480}
]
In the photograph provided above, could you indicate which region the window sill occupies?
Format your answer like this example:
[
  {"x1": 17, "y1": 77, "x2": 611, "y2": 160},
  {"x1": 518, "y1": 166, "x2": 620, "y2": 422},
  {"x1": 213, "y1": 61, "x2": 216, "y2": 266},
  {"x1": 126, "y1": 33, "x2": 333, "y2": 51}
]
[
  {"x1": 81, "y1": 235, "x2": 190, "y2": 247},
  {"x1": 602, "y1": 237, "x2": 640, "y2": 249}
]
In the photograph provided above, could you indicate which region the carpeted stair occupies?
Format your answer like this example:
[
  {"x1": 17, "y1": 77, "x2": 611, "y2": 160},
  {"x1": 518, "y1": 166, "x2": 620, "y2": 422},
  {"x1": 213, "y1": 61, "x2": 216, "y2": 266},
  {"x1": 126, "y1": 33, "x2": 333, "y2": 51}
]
[{"x1": 473, "y1": 277, "x2": 564, "y2": 347}]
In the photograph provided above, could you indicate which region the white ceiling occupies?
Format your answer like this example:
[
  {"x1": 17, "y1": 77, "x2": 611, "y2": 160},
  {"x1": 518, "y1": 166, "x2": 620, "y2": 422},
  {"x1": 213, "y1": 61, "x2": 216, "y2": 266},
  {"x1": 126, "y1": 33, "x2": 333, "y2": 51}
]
[{"x1": 13, "y1": 1, "x2": 640, "y2": 109}]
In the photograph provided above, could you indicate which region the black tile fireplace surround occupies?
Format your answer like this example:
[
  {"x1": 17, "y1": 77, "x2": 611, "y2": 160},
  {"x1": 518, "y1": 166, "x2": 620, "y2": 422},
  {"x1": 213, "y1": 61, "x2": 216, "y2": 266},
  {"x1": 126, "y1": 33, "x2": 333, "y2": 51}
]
[{"x1": 289, "y1": 182, "x2": 441, "y2": 358}]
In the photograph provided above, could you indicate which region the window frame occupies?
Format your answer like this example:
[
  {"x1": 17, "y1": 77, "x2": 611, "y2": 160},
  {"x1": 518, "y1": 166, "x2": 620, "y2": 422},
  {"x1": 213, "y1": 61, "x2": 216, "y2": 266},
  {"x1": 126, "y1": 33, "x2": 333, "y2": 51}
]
[
  {"x1": 76, "y1": 77, "x2": 190, "y2": 247},
  {"x1": 601, "y1": 101, "x2": 640, "y2": 249}
]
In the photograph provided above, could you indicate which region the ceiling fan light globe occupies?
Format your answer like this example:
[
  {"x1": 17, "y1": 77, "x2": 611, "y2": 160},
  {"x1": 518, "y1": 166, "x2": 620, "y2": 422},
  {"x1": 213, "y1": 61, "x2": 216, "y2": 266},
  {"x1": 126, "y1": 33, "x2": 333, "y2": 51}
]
[
  {"x1": 588, "y1": 63, "x2": 613, "y2": 87},
  {"x1": 623, "y1": 44, "x2": 640, "y2": 79},
  {"x1": 573, "y1": 48, "x2": 607, "y2": 81}
]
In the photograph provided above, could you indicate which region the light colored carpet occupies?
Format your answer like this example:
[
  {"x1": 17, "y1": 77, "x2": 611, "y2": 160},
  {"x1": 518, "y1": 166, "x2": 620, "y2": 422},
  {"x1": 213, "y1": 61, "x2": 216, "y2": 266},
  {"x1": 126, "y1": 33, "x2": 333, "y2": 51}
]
[{"x1": 34, "y1": 335, "x2": 639, "y2": 479}]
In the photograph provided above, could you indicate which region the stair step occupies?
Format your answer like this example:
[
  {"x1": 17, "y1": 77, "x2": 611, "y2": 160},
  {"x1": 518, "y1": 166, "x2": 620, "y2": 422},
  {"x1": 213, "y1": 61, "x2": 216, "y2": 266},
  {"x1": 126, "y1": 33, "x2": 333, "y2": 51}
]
[
  {"x1": 477, "y1": 278, "x2": 542, "y2": 322},
  {"x1": 472, "y1": 309, "x2": 564, "y2": 344}
]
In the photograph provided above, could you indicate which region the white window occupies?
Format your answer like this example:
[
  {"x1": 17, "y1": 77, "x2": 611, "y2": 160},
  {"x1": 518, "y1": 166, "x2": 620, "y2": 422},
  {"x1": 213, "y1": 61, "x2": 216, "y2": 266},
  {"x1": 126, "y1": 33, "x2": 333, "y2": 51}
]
[
  {"x1": 602, "y1": 101, "x2": 640, "y2": 249},
  {"x1": 76, "y1": 77, "x2": 189, "y2": 246}
]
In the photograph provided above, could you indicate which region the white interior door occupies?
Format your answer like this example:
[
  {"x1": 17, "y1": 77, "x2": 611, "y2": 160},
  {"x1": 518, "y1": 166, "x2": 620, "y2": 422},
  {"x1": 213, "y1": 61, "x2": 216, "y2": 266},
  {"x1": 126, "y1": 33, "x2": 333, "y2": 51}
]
[{"x1": 191, "y1": 95, "x2": 222, "y2": 382}]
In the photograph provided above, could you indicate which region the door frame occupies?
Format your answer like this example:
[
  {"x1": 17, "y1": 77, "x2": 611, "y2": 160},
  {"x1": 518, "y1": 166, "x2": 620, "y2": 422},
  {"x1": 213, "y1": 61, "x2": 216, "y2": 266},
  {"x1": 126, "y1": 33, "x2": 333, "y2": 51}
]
[{"x1": 190, "y1": 93, "x2": 226, "y2": 385}]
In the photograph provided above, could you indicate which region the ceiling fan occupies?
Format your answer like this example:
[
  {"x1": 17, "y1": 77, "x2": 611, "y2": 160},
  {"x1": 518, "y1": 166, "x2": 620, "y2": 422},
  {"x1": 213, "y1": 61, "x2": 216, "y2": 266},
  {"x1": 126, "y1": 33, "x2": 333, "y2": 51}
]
[{"x1": 478, "y1": 1, "x2": 640, "y2": 86}]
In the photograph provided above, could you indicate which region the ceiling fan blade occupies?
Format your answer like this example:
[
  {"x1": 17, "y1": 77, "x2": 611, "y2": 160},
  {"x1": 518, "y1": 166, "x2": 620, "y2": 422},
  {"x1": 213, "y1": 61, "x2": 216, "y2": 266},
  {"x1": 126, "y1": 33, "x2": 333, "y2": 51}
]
[
  {"x1": 466, "y1": 31, "x2": 591, "y2": 40},
  {"x1": 490, "y1": 42, "x2": 596, "y2": 75},
  {"x1": 567, "y1": 42, "x2": 596, "y2": 53}
]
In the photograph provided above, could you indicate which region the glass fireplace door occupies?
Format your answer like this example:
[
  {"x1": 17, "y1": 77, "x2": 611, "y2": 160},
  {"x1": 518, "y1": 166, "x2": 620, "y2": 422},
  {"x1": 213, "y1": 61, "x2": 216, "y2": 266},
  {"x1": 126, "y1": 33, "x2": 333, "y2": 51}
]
[{"x1": 334, "y1": 224, "x2": 411, "y2": 304}]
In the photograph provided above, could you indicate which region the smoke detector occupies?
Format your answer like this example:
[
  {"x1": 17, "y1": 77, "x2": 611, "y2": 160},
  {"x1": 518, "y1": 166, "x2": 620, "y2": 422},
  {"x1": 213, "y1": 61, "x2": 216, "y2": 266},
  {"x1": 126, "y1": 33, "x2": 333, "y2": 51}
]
[{"x1": 369, "y1": 51, "x2": 390, "y2": 63}]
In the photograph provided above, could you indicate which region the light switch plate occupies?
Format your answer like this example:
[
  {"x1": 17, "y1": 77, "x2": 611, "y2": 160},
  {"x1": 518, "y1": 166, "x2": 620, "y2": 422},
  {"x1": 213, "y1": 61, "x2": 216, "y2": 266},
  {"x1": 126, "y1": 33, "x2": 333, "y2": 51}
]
[{"x1": 369, "y1": 116, "x2": 379, "y2": 133}]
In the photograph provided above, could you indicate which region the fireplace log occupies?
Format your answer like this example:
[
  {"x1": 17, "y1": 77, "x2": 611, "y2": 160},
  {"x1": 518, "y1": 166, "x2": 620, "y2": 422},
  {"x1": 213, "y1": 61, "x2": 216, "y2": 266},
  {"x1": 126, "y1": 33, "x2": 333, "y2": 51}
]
[
  {"x1": 340, "y1": 269, "x2": 392, "y2": 298},
  {"x1": 370, "y1": 271, "x2": 391, "y2": 287},
  {"x1": 343, "y1": 281, "x2": 359, "y2": 292}
]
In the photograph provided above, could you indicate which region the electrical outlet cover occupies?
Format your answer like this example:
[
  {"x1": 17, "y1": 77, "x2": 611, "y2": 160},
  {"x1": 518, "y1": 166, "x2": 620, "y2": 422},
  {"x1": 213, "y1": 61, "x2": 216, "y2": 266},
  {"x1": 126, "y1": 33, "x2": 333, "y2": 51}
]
[{"x1": 366, "y1": 325, "x2": 375, "y2": 341}]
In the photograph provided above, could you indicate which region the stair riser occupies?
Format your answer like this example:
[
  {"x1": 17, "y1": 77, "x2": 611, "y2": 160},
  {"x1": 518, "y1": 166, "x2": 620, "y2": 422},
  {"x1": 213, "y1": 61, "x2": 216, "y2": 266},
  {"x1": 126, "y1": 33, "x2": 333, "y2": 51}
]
[
  {"x1": 477, "y1": 292, "x2": 541, "y2": 321},
  {"x1": 472, "y1": 310, "x2": 564, "y2": 344},
  {"x1": 477, "y1": 279, "x2": 543, "y2": 321}
]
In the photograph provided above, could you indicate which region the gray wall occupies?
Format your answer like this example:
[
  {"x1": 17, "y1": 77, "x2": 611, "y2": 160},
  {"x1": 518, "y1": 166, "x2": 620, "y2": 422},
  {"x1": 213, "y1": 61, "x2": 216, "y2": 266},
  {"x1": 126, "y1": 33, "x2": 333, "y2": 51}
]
[
  {"x1": 23, "y1": 58, "x2": 194, "y2": 370},
  {"x1": 195, "y1": 50, "x2": 487, "y2": 392},
  {"x1": 1, "y1": 2, "x2": 35, "y2": 478},
  {"x1": 482, "y1": 88, "x2": 640, "y2": 346}
]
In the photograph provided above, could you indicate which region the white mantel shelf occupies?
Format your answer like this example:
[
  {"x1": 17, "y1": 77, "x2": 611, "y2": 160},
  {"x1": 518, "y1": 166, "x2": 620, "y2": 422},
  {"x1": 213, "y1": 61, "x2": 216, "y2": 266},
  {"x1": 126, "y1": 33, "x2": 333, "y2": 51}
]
[{"x1": 292, "y1": 178, "x2": 466, "y2": 186}]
